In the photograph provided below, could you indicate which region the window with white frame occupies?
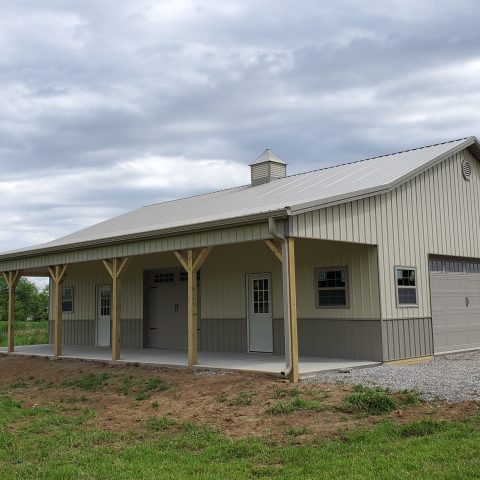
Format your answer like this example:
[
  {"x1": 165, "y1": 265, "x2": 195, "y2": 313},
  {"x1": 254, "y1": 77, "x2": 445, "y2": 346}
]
[
  {"x1": 315, "y1": 267, "x2": 348, "y2": 307},
  {"x1": 395, "y1": 268, "x2": 417, "y2": 306},
  {"x1": 62, "y1": 287, "x2": 74, "y2": 313}
]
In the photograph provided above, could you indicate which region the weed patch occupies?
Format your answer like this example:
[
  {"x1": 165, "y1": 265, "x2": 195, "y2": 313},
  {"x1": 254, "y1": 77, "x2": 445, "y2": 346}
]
[
  {"x1": 398, "y1": 389, "x2": 422, "y2": 405},
  {"x1": 146, "y1": 415, "x2": 176, "y2": 432},
  {"x1": 135, "y1": 378, "x2": 169, "y2": 401},
  {"x1": 220, "y1": 390, "x2": 256, "y2": 407},
  {"x1": 117, "y1": 376, "x2": 169, "y2": 400},
  {"x1": 272, "y1": 386, "x2": 300, "y2": 399},
  {"x1": 283, "y1": 426, "x2": 311, "y2": 437},
  {"x1": 341, "y1": 385, "x2": 396, "y2": 415},
  {"x1": 10, "y1": 382, "x2": 28, "y2": 389},
  {"x1": 267, "y1": 397, "x2": 323, "y2": 415},
  {"x1": 61, "y1": 373, "x2": 109, "y2": 391},
  {"x1": 230, "y1": 390, "x2": 256, "y2": 406}
]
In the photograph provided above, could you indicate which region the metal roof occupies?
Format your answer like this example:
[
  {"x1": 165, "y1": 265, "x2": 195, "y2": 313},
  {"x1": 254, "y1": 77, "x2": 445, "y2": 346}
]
[
  {"x1": 250, "y1": 149, "x2": 287, "y2": 165},
  {"x1": 2, "y1": 136, "x2": 479, "y2": 258}
]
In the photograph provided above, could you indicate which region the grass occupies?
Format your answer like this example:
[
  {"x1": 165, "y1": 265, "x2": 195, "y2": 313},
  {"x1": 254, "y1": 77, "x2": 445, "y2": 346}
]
[
  {"x1": 267, "y1": 397, "x2": 324, "y2": 415},
  {"x1": 61, "y1": 373, "x2": 109, "y2": 391},
  {"x1": 283, "y1": 426, "x2": 311, "y2": 437},
  {"x1": 341, "y1": 385, "x2": 423, "y2": 416},
  {"x1": 341, "y1": 385, "x2": 397, "y2": 415},
  {"x1": 0, "y1": 395, "x2": 479, "y2": 479},
  {"x1": 117, "y1": 376, "x2": 169, "y2": 401},
  {"x1": 267, "y1": 386, "x2": 326, "y2": 415},
  {"x1": 0, "y1": 321, "x2": 48, "y2": 347}
]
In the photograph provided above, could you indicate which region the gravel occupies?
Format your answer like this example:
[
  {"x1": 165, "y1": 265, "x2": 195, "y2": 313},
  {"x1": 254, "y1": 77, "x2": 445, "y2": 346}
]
[{"x1": 304, "y1": 351, "x2": 480, "y2": 403}]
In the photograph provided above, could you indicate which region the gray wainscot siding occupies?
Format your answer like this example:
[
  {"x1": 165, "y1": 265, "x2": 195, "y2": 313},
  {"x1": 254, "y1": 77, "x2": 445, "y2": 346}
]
[
  {"x1": 200, "y1": 319, "x2": 247, "y2": 353},
  {"x1": 381, "y1": 317, "x2": 433, "y2": 361},
  {"x1": 48, "y1": 319, "x2": 143, "y2": 349},
  {"x1": 274, "y1": 318, "x2": 383, "y2": 361}
]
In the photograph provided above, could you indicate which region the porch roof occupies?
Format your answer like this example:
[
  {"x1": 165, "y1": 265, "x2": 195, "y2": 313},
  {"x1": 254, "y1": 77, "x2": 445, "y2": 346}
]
[{"x1": 1, "y1": 136, "x2": 479, "y2": 261}]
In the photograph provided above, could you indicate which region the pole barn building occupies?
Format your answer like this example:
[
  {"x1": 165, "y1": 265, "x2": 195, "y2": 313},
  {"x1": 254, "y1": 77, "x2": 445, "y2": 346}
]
[{"x1": 1, "y1": 136, "x2": 480, "y2": 380}]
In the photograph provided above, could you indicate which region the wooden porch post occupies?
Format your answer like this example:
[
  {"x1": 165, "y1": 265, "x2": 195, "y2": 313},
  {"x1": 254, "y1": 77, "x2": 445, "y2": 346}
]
[
  {"x1": 102, "y1": 257, "x2": 129, "y2": 361},
  {"x1": 287, "y1": 238, "x2": 299, "y2": 382},
  {"x1": 2, "y1": 271, "x2": 22, "y2": 353},
  {"x1": 174, "y1": 247, "x2": 211, "y2": 368},
  {"x1": 265, "y1": 238, "x2": 299, "y2": 382},
  {"x1": 48, "y1": 265, "x2": 69, "y2": 358}
]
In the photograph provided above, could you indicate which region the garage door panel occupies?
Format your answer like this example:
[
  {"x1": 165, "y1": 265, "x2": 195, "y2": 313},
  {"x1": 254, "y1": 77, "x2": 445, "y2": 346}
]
[{"x1": 430, "y1": 260, "x2": 480, "y2": 353}]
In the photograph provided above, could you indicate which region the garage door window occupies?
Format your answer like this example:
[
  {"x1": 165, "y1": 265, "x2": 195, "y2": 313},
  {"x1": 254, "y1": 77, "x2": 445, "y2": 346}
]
[
  {"x1": 465, "y1": 262, "x2": 480, "y2": 273},
  {"x1": 395, "y1": 267, "x2": 417, "y2": 306},
  {"x1": 429, "y1": 259, "x2": 443, "y2": 272},
  {"x1": 444, "y1": 260, "x2": 464, "y2": 273}
]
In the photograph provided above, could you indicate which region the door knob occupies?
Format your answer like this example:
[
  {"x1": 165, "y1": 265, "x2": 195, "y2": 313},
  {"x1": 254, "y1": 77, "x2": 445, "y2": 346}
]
[{"x1": 465, "y1": 297, "x2": 470, "y2": 307}]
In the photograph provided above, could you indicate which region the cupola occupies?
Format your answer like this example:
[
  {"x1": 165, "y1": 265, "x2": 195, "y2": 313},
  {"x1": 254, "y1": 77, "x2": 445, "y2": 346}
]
[{"x1": 250, "y1": 149, "x2": 287, "y2": 185}]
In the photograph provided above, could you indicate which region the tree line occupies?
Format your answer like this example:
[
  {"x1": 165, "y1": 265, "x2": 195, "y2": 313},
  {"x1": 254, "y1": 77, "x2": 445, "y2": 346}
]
[{"x1": 0, "y1": 278, "x2": 49, "y2": 322}]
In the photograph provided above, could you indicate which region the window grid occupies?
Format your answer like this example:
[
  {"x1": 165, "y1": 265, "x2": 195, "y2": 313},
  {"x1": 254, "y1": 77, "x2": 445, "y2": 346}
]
[
  {"x1": 62, "y1": 287, "x2": 74, "y2": 313},
  {"x1": 100, "y1": 290, "x2": 111, "y2": 317},
  {"x1": 430, "y1": 258, "x2": 480, "y2": 274},
  {"x1": 429, "y1": 259, "x2": 443, "y2": 272},
  {"x1": 396, "y1": 268, "x2": 417, "y2": 306},
  {"x1": 154, "y1": 272, "x2": 175, "y2": 283},
  {"x1": 252, "y1": 278, "x2": 269, "y2": 314},
  {"x1": 316, "y1": 268, "x2": 348, "y2": 308},
  {"x1": 444, "y1": 260, "x2": 464, "y2": 273},
  {"x1": 465, "y1": 262, "x2": 480, "y2": 273}
]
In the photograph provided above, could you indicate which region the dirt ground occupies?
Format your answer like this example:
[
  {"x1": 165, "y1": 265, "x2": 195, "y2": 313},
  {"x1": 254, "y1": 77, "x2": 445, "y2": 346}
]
[{"x1": 0, "y1": 354, "x2": 478, "y2": 440}]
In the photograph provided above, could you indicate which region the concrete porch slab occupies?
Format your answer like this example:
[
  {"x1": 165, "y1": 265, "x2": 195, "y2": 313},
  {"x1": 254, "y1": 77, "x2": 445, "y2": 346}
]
[{"x1": 0, "y1": 344, "x2": 380, "y2": 376}]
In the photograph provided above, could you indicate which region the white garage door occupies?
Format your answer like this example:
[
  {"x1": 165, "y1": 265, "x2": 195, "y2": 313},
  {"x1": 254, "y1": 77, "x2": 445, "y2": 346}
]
[{"x1": 430, "y1": 258, "x2": 480, "y2": 353}]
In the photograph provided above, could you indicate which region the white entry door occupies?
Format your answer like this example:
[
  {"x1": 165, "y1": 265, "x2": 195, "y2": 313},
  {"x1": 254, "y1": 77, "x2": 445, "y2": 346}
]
[
  {"x1": 96, "y1": 285, "x2": 111, "y2": 346},
  {"x1": 247, "y1": 274, "x2": 273, "y2": 353}
]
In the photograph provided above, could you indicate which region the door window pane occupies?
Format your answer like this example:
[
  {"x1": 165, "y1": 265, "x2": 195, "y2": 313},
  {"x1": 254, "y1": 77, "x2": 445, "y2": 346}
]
[
  {"x1": 252, "y1": 277, "x2": 269, "y2": 314},
  {"x1": 100, "y1": 289, "x2": 111, "y2": 316}
]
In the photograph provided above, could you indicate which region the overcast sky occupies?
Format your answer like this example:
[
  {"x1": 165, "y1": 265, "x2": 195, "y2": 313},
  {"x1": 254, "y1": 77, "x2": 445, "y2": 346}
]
[{"x1": 1, "y1": 0, "x2": 480, "y2": 255}]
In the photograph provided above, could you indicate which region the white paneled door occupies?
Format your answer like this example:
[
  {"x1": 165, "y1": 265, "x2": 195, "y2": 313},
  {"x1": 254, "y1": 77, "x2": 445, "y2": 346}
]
[
  {"x1": 247, "y1": 273, "x2": 273, "y2": 353},
  {"x1": 96, "y1": 285, "x2": 111, "y2": 347}
]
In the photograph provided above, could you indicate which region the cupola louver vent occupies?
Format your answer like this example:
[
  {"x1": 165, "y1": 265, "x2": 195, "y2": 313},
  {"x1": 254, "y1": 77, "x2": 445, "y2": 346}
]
[{"x1": 250, "y1": 149, "x2": 287, "y2": 185}]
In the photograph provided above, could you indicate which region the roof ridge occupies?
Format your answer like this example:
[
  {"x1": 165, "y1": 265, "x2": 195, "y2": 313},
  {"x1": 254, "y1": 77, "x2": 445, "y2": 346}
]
[
  {"x1": 279, "y1": 136, "x2": 473, "y2": 180},
  {"x1": 141, "y1": 136, "x2": 473, "y2": 210}
]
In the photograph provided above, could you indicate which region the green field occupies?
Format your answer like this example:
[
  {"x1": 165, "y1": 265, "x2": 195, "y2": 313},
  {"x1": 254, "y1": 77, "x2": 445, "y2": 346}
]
[
  {"x1": 0, "y1": 321, "x2": 48, "y2": 347},
  {"x1": 0, "y1": 394, "x2": 479, "y2": 479}
]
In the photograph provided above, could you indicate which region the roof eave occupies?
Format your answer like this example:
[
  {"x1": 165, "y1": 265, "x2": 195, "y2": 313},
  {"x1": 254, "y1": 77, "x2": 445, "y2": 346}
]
[{"x1": 0, "y1": 209, "x2": 289, "y2": 263}]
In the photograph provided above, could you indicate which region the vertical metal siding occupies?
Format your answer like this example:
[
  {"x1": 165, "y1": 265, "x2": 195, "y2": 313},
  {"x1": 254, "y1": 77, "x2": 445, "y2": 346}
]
[
  {"x1": 293, "y1": 149, "x2": 480, "y2": 320},
  {"x1": 295, "y1": 238, "x2": 380, "y2": 319},
  {"x1": 292, "y1": 149, "x2": 480, "y2": 359},
  {"x1": 274, "y1": 318, "x2": 383, "y2": 361},
  {"x1": 200, "y1": 319, "x2": 247, "y2": 353},
  {"x1": 48, "y1": 318, "x2": 143, "y2": 348},
  {"x1": 381, "y1": 318, "x2": 433, "y2": 360}
]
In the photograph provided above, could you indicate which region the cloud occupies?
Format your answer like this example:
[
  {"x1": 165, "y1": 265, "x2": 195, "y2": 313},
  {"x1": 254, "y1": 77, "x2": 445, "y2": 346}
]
[
  {"x1": 0, "y1": 153, "x2": 249, "y2": 248},
  {"x1": 0, "y1": 0, "x2": 480, "y2": 252}
]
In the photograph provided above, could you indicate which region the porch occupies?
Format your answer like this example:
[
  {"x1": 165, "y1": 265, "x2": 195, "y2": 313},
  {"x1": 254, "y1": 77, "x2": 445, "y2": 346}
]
[
  {"x1": 0, "y1": 344, "x2": 379, "y2": 377},
  {"x1": 1, "y1": 236, "x2": 383, "y2": 381}
]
